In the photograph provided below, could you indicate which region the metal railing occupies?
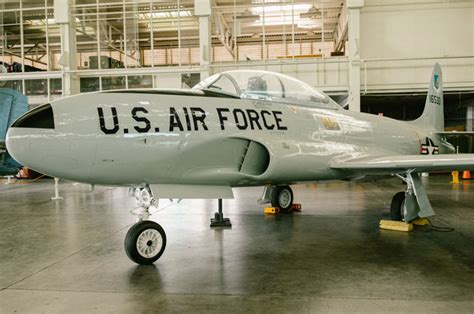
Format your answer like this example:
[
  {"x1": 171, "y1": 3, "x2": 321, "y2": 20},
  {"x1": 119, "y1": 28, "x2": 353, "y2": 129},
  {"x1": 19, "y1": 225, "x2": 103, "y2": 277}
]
[
  {"x1": 209, "y1": 57, "x2": 350, "y2": 93},
  {"x1": 360, "y1": 55, "x2": 474, "y2": 94},
  {"x1": 1, "y1": 55, "x2": 473, "y2": 102}
]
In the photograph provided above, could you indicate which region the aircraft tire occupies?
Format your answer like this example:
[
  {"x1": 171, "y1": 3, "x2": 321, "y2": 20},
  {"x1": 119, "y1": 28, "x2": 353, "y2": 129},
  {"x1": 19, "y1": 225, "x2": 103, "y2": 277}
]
[
  {"x1": 272, "y1": 185, "x2": 294, "y2": 212},
  {"x1": 390, "y1": 191, "x2": 406, "y2": 221},
  {"x1": 124, "y1": 220, "x2": 167, "y2": 265}
]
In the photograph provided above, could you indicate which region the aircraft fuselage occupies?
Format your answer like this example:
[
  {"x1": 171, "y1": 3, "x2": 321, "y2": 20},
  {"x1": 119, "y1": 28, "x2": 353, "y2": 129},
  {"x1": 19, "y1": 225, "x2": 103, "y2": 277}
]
[{"x1": 6, "y1": 91, "x2": 451, "y2": 186}]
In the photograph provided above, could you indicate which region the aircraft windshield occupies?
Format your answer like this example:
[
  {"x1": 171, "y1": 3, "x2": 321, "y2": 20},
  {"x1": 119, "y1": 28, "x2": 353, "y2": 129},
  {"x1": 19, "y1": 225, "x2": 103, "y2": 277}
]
[{"x1": 193, "y1": 70, "x2": 340, "y2": 110}]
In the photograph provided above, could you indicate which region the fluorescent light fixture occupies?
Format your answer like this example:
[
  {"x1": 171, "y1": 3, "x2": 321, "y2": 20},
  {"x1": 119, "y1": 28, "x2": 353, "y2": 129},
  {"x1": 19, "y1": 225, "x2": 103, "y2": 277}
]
[
  {"x1": 251, "y1": 4, "x2": 312, "y2": 14},
  {"x1": 250, "y1": 4, "x2": 320, "y2": 28},
  {"x1": 139, "y1": 10, "x2": 192, "y2": 19},
  {"x1": 28, "y1": 17, "x2": 80, "y2": 25}
]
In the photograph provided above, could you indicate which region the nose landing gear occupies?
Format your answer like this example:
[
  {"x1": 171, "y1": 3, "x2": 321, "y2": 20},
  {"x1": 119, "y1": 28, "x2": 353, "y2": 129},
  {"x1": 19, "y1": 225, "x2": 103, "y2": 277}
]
[{"x1": 125, "y1": 186, "x2": 167, "y2": 265}]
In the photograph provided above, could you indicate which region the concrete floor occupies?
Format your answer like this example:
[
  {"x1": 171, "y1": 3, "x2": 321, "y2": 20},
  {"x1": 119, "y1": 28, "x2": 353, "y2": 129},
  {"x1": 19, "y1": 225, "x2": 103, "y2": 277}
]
[{"x1": 0, "y1": 175, "x2": 473, "y2": 313}]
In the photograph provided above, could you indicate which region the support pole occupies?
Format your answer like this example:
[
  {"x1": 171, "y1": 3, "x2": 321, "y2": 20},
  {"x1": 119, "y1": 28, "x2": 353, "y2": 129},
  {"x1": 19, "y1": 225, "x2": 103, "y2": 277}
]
[
  {"x1": 55, "y1": 0, "x2": 79, "y2": 96},
  {"x1": 195, "y1": 0, "x2": 211, "y2": 79},
  {"x1": 467, "y1": 105, "x2": 473, "y2": 153},
  {"x1": 347, "y1": 0, "x2": 364, "y2": 112},
  {"x1": 5, "y1": 175, "x2": 14, "y2": 184},
  {"x1": 210, "y1": 199, "x2": 232, "y2": 228},
  {"x1": 51, "y1": 177, "x2": 63, "y2": 201}
]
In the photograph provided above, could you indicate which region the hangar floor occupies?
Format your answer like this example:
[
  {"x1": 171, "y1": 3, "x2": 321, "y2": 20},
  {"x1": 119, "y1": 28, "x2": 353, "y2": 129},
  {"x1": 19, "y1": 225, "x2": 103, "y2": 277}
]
[{"x1": 0, "y1": 175, "x2": 473, "y2": 313}]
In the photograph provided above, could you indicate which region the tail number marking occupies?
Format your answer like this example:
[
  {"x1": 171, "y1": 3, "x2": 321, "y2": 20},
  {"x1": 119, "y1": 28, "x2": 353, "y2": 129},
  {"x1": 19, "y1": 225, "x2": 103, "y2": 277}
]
[{"x1": 429, "y1": 95, "x2": 441, "y2": 105}]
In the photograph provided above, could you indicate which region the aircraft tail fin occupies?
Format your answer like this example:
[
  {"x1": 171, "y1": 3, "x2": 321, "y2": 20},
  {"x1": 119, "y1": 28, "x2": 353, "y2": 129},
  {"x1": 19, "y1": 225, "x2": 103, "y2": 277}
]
[{"x1": 410, "y1": 63, "x2": 444, "y2": 131}]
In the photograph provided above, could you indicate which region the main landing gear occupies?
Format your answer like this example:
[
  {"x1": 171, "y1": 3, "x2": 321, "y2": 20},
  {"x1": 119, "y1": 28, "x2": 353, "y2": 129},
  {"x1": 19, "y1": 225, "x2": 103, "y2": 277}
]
[
  {"x1": 389, "y1": 172, "x2": 435, "y2": 222},
  {"x1": 390, "y1": 191, "x2": 407, "y2": 221},
  {"x1": 125, "y1": 186, "x2": 167, "y2": 265},
  {"x1": 259, "y1": 184, "x2": 296, "y2": 212},
  {"x1": 271, "y1": 185, "x2": 294, "y2": 212}
]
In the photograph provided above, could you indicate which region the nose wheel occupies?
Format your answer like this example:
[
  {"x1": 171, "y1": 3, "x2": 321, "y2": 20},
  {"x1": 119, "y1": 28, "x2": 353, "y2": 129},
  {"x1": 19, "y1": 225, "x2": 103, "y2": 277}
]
[
  {"x1": 125, "y1": 186, "x2": 167, "y2": 265},
  {"x1": 124, "y1": 220, "x2": 167, "y2": 265}
]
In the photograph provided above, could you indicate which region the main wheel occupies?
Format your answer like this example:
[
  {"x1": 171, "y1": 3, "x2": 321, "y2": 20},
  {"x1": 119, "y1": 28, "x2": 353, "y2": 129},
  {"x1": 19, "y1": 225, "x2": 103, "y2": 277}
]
[
  {"x1": 124, "y1": 220, "x2": 167, "y2": 265},
  {"x1": 271, "y1": 185, "x2": 294, "y2": 211},
  {"x1": 390, "y1": 191, "x2": 406, "y2": 221}
]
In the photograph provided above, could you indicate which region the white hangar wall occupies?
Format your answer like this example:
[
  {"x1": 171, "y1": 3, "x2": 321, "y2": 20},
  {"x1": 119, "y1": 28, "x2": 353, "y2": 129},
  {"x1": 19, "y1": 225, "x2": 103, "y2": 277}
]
[
  {"x1": 359, "y1": 0, "x2": 474, "y2": 92},
  {"x1": 1, "y1": 0, "x2": 473, "y2": 107},
  {"x1": 188, "y1": 0, "x2": 474, "y2": 95}
]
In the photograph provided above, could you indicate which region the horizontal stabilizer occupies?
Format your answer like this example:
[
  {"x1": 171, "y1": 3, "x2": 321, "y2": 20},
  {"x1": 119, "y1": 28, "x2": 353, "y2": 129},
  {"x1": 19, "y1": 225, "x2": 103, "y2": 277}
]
[
  {"x1": 331, "y1": 154, "x2": 474, "y2": 174},
  {"x1": 435, "y1": 131, "x2": 474, "y2": 137}
]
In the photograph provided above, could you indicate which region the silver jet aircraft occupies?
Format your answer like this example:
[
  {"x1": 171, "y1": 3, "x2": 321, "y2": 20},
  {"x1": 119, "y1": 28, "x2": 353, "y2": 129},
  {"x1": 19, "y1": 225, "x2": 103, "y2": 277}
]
[{"x1": 6, "y1": 63, "x2": 474, "y2": 264}]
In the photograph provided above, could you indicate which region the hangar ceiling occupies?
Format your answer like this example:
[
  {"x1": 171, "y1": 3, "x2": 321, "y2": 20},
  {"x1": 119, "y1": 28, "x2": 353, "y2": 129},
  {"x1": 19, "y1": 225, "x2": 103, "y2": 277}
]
[{"x1": 1, "y1": 0, "x2": 345, "y2": 58}]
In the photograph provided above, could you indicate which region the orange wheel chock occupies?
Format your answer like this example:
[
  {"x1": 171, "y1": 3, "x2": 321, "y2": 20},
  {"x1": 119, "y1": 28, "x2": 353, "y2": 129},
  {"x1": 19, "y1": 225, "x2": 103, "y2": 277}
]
[{"x1": 291, "y1": 203, "x2": 302, "y2": 212}]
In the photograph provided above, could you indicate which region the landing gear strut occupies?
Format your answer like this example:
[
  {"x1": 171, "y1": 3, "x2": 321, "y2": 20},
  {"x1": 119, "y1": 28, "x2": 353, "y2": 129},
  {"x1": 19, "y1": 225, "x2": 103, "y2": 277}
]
[{"x1": 125, "y1": 186, "x2": 167, "y2": 265}]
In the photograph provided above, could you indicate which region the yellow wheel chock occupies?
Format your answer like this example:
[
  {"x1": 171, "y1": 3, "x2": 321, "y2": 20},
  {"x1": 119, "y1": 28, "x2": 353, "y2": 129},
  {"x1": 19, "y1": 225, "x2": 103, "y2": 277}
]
[
  {"x1": 379, "y1": 220, "x2": 413, "y2": 232},
  {"x1": 264, "y1": 207, "x2": 279, "y2": 215},
  {"x1": 379, "y1": 217, "x2": 430, "y2": 232},
  {"x1": 412, "y1": 218, "x2": 429, "y2": 226},
  {"x1": 264, "y1": 203, "x2": 302, "y2": 215}
]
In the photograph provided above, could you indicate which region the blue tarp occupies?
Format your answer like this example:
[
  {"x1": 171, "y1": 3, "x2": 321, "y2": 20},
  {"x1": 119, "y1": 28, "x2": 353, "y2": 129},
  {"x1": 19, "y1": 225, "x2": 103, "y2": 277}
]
[{"x1": 0, "y1": 89, "x2": 28, "y2": 176}]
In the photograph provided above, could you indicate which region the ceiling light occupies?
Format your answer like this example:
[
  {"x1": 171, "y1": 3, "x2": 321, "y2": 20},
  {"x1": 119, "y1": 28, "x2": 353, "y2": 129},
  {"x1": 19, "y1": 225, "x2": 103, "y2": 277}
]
[
  {"x1": 300, "y1": 5, "x2": 321, "y2": 19},
  {"x1": 237, "y1": 9, "x2": 260, "y2": 21}
]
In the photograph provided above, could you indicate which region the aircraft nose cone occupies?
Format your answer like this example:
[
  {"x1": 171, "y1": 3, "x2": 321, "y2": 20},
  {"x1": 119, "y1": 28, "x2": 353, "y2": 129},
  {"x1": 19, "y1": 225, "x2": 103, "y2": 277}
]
[
  {"x1": 6, "y1": 102, "x2": 97, "y2": 182},
  {"x1": 6, "y1": 103, "x2": 56, "y2": 172},
  {"x1": 6, "y1": 129, "x2": 25, "y2": 165},
  {"x1": 6, "y1": 127, "x2": 43, "y2": 171},
  {"x1": 6, "y1": 125, "x2": 73, "y2": 178}
]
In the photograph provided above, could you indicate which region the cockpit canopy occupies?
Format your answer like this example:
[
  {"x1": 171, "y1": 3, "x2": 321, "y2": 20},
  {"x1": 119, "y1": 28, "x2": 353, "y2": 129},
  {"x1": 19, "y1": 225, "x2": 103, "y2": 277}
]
[{"x1": 193, "y1": 70, "x2": 340, "y2": 110}]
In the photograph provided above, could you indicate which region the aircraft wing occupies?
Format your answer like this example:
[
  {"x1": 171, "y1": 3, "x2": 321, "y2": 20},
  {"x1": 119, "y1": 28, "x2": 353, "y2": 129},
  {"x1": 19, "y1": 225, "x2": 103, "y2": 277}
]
[{"x1": 330, "y1": 154, "x2": 474, "y2": 174}]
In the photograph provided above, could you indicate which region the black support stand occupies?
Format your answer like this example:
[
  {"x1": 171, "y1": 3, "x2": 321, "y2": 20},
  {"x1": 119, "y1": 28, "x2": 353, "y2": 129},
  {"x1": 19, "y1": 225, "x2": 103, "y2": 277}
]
[{"x1": 210, "y1": 199, "x2": 232, "y2": 228}]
